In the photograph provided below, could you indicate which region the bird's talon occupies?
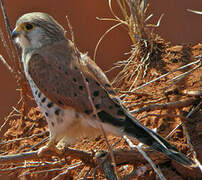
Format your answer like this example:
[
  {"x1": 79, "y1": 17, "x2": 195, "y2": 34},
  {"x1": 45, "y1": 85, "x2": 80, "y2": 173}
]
[{"x1": 37, "y1": 144, "x2": 62, "y2": 158}]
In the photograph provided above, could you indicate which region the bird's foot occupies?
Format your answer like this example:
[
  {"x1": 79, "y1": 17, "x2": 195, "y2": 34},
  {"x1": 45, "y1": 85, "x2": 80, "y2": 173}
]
[{"x1": 37, "y1": 138, "x2": 62, "y2": 158}]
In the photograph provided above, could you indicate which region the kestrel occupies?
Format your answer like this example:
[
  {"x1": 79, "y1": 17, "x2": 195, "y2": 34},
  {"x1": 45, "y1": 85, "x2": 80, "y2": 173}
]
[{"x1": 12, "y1": 12, "x2": 194, "y2": 166}]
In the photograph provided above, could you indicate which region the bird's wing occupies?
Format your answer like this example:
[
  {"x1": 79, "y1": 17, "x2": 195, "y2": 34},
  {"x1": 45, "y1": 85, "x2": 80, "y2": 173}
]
[
  {"x1": 28, "y1": 39, "x2": 125, "y2": 119},
  {"x1": 80, "y1": 53, "x2": 117, "y2": 96}
]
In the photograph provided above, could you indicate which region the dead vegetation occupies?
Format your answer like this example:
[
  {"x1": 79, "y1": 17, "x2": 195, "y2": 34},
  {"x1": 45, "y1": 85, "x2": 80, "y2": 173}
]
[{"x1": 0, "y1": 0, "x2": 202, "y2": 179}]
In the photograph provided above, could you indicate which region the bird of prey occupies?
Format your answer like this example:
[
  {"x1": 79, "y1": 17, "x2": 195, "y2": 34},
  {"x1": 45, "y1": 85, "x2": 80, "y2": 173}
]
[{"x1": 11, "y1": 12, "x2": 194, "y2": 167}]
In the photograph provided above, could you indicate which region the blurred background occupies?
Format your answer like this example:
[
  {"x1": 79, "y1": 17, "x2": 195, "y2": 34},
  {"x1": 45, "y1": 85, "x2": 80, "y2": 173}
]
[{"x1": 0, "y1": 0, "x2": 201, "y2": 134}]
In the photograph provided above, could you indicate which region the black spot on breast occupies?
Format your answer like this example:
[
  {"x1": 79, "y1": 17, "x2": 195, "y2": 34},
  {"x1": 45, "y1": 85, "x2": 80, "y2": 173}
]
[
  {"x1": 55, "y1": 109, "x2": 61, "y2": 115},
  {"x1": 93, "y1": 91, "x2": 99, "y2": 97},
  {"x1": 35, "y1": 90, "x2": 38, "y2": 95},
  {"x1": 84, "y1": 109, "x2": 93, "y2": 115},
  {"x1": 79, "y1": 85, "x2": 83, "y2": 90},
  {"x1": 86, "y1": 78, "x2": 89, "y2": 82},
  {"x1": 74, "y1": 66, "x2": 78, "y2": 70},
  {"x1": 74, "y1": 93, "x2": 77, "y2": 97},
  {"x1": 96, "y1": 82, "x2": 100, "y2": 86},
  {"x1": 38, "y1": 92, "x2": 41, "y2": 98},
  {"x1": 41, "y1": 97, "x2": 46, "y2": 103},
  {"x1": 45, "y1": 112, "x2": 49, "y2": 117},
  {"x1": 47, "y1": 102, "x2": 54, "y2": 108},
  {"x1": 58, "y1": 66, "x2": 62, "y2": 70}
]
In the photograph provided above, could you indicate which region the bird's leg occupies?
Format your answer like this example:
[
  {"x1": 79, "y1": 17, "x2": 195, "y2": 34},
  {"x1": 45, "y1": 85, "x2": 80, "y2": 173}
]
[{"x1": 37, "y1": 136, "x2": 62, "y2": 158}]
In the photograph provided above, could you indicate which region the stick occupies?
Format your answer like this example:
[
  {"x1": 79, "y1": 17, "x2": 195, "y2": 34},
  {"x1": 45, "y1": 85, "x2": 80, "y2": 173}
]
[
  {"x1": 130, "y1": 99, "x2": 195, "y2": 114},
  {"x1": 0, "y1": 148, "x2": 167, "y2": 166}
]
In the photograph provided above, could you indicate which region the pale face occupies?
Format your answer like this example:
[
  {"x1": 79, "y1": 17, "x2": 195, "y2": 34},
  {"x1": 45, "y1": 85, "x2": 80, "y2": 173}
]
[
  {"x1": 16, "y1": 27, "x2": 44, "y2": 49},
  {"x1": 12, "y1": 23, "x2": 45, "y2": 49}
]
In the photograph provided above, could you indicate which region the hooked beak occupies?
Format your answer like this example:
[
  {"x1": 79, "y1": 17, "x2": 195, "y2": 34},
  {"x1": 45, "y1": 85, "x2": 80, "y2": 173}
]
[{"x1": 11, "y1": 28, "x2": 20, "y2": 39}]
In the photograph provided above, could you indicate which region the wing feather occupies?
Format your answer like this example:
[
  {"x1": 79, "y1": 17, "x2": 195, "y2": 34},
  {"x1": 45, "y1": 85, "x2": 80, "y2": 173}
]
[{"x1": 27, "y1": 40, "x2": 124, "y2": 119}]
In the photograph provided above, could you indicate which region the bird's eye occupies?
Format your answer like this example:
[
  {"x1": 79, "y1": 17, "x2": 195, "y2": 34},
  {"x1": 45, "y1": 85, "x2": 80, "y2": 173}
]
[{"x1": 23, "y1": 23, "x2": 34, "y2": 31}]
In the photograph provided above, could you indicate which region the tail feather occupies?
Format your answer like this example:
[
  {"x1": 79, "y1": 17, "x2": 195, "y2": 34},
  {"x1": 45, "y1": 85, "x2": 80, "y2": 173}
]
[
  {"x1": 97, "y1": 109, "x2": 194, "y2": 166},
  {"x1": 124, "y1": 113, "x2": 194, "y2": 166}
]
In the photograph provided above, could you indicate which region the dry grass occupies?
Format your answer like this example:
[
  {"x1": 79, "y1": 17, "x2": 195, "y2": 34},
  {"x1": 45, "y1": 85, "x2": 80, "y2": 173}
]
[
  {"x1": 0, "y1": 0, "x2": 201, "y2": 179},
  {"x1": 95, "y1": 1, "x2": 166, "y2": 93}
]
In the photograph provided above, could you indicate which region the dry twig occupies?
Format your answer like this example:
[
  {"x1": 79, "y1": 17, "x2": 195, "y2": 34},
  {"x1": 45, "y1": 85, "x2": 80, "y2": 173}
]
[
  {"x1": 130, "y1": 98, "x2": 196, "y2": 114},
  {"x1": 123, "y1": 135, "x2": 166, "y2": 180},
  {"x1": 0, "y1": 147, "x2": 168, "y2": 167}
]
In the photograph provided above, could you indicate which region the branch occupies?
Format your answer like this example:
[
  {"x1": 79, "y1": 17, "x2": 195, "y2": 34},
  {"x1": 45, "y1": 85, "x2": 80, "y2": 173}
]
[
  {"x1": 0, "y1": 147, "x2": 168, "y2": 167},
  {"x1": 123, "y1": 135, "x2": 166, "y2": 180},
  {"x1": 0, "y1": 151, "x2": 40, "y2": 164},
  {"x1": 130, "y1": 99, "x2": 196, "y2": 114}
]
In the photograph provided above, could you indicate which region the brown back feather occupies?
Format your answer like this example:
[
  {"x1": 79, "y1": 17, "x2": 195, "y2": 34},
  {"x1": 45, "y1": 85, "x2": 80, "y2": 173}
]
[{"x1": 28, "y1": 39, "x2": 124, "y2": 119}]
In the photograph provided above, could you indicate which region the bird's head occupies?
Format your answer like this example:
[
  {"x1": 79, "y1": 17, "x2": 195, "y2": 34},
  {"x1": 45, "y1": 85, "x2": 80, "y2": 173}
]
[{"x1": 12, "y1": 12, "x2": 66, "y2": 50}]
